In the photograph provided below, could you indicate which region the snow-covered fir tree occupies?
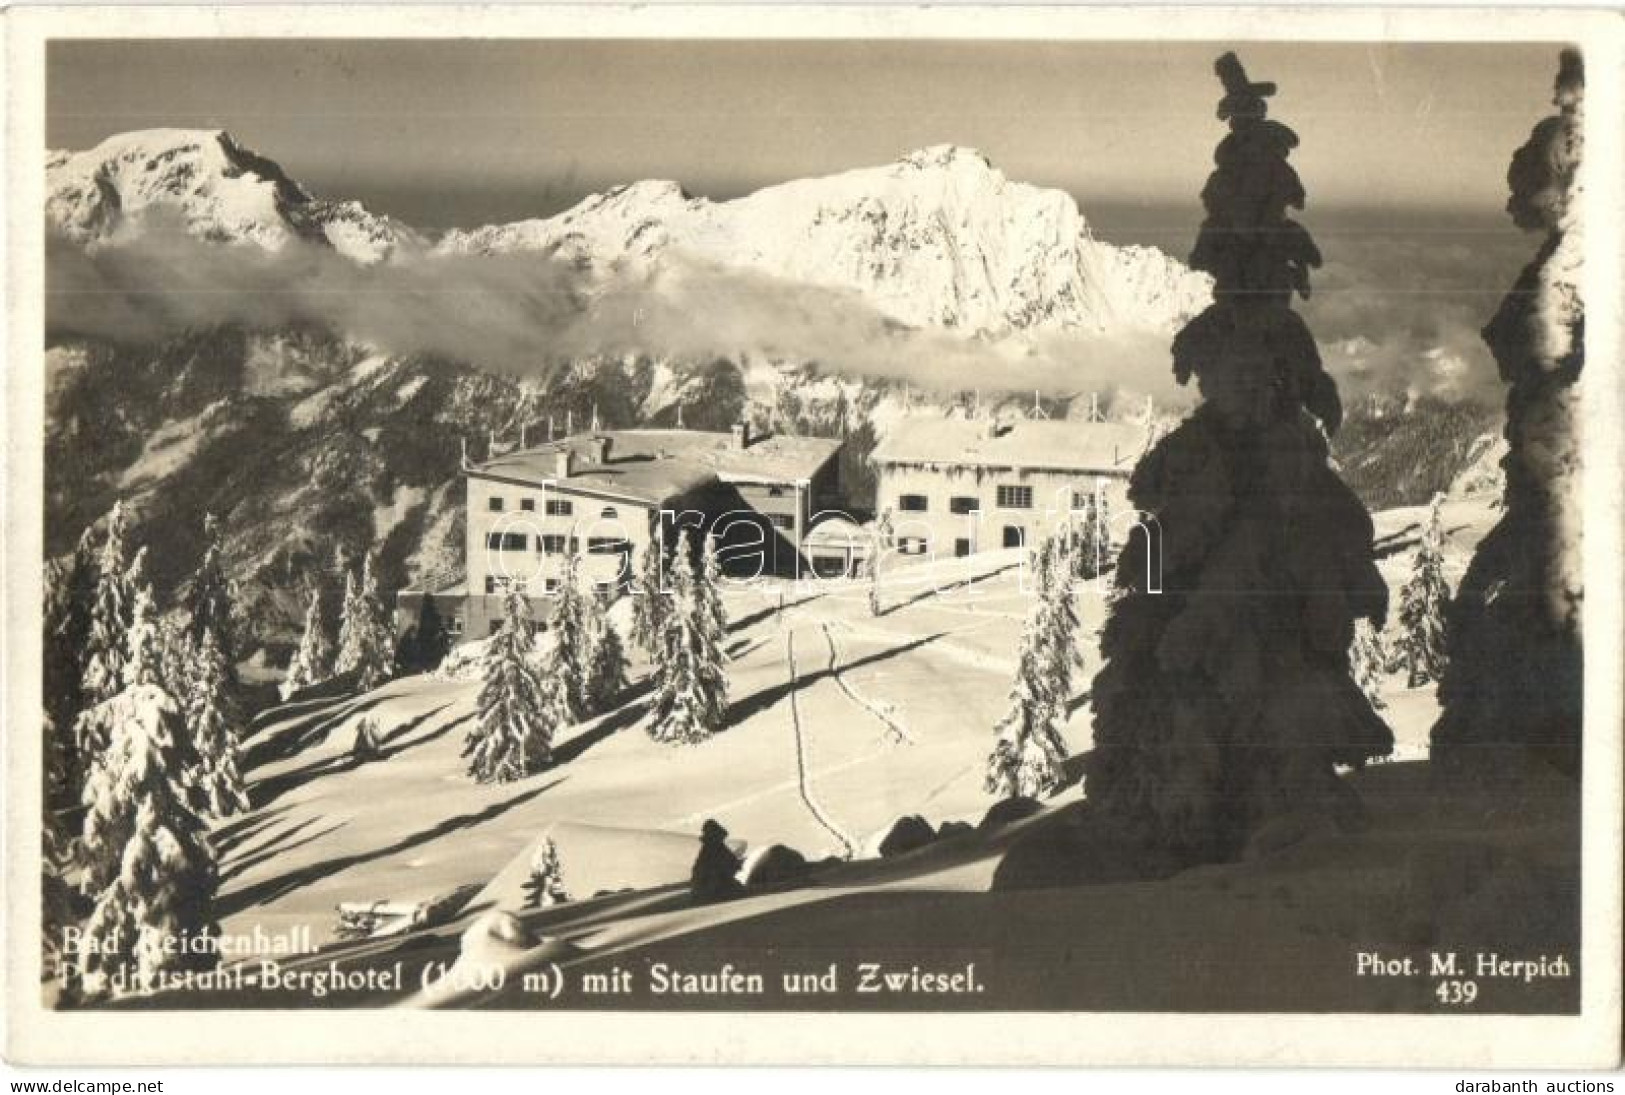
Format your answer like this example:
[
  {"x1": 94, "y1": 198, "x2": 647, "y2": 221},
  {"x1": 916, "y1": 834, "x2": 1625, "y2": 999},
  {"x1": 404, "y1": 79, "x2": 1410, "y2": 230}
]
[
  {"x1": 356, "y1": 553, "x2": 396, "y2": 690},
  {"x1": 157, "y1": 616, "x2": 195, "y2": 704},
  {"x1": 74, "y1": 582, "x2": 217, "y2": 998},
  {"x1": 464, "y1": 586, "x2": 553, "y2": 783},
  {"x1": 1087, "y1": 54, "x2": 1393, "y2": 863},
  {"x1": 583, "y1": 585, "x2": 628, "y2": 716},
  {"x1": 80, "y1": 545, "x2": 150, "y2": 768},
  {"x1": 333, "y1": 570, "x2": 362, "y2": 675},
  {"x1": 186, "y1": 627, "x2": 249, "y2": 817},
  {"x1": 80, "y1": 502, "x2": 133, "y2": 709},
  {"x1": 1071, "y1": 485, "x2": 1113, "y2": 580},
  {"x1": 335, "y1": 554, "x2": 394, "y2": 692},
  {"x1": 697, "y1": 533, "x2": 729, "y2": 659},
  {"x1": 1350, "y1": 618, "x2": 1390, "y2": 711},
  {"x1": 986, "y1": 536, "x2": 1080, "y2": 798},
  {"x1": 281, "y1": 585, "x2": 333, "y2": 700},
  {"x1": 630, "y1": 528, "x2": 671, "y2": 658},
  {"x1": 543, "y1": 543, "x2": 590, "y2": 724},
  {"x1": 647, "y1": 530, "x2": 730, "y2": 745},
  {"x1": 1395, "y1": 495, "x2": 1453, "y2": 688},
  {"x1": 1042, "y1": 536, "x2": 1083, "y2": 690},
  {"x1": 523, "y1": 837, "x2": 570, "y2": 908}
]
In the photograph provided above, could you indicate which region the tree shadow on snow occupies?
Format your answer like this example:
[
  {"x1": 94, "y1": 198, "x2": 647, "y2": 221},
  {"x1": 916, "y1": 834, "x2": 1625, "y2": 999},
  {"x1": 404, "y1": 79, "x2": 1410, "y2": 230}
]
[
  {"x1": 210, "y1": 802, "x2": 295, "y2": 857},
  {"x1": 247, "y1": 703, "x2": 458, "y2": 810},
  {"x1": 724, "y1": 631, "x2": 950, "y2": 726},
  {"x1": 727, "y1": 589, "x2": 826, "y2": 634},
  {"x1": 218, "y1": 775, "x2": 570, "y2": 917},
  {"x1": 552, "y1": 690, "x2": 653, "y2": 766},
  {"x1": 242, "y1": 692, "x2": 391, "y2": 774},
  {"x1": 221, "y1": 816, "x2": 350, "y2": 884},
  {"x1": 876, "y1": 562, "x2": 1020, "y2": 618}
]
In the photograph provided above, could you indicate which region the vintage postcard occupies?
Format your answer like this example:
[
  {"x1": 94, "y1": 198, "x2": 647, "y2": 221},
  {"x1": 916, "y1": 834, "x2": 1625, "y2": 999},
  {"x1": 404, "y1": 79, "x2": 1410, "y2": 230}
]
[{"x1": 3, "y1": 3, "x2": 1621, "y2": 1069}]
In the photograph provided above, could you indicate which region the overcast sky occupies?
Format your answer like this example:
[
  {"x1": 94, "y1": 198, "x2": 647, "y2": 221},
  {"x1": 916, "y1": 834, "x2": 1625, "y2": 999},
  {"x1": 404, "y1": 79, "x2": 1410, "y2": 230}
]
[{"x1": 48, "y1": 39, "x2": 1565, "y2": 238}]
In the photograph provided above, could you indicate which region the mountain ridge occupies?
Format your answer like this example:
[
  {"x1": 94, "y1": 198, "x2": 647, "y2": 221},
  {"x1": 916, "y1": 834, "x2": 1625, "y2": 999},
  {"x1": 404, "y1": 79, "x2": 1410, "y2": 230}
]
[{"x1": 48, "y1": 130, "x2": 1210, "y2": 338}]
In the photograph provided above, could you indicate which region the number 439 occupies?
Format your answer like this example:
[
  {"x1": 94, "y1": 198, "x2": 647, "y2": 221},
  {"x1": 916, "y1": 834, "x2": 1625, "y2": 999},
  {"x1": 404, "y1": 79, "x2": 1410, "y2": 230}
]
[{"x1": 1436, "y1": 980, "x2": 1478, "y2": 1005}]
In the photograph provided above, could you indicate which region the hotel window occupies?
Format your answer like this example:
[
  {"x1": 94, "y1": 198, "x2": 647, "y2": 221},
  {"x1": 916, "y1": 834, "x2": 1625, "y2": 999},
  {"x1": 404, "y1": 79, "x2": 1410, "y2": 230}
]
[
  {"x1": 600, "y1": 506, "x2": 618, "y2": 519},
  {"x1": 767, "y1": 486, "x2": 787, "y2": 498},
  {"x1": 484, "y1": 576, "x2": 497, "y2": 594},
  {"x1": 520, "y1": 498, "x2": 536, "y2": 512},
  {"x1": 898, "y1": 493, "x2": 929, "y2": 512},
  {"x1": 996, "y1": 485, "x2": 1033, "y2": 509},
  {"x1": 768, "y1": 514, "x2": 795, "y2": 530},
  {"x1": 487, "y1": 497, "x2": 505, "y2": 512},
  {"x1": 544, "y1": 578, "x2": 560, "y2": 593},
  {"x1": 485, "y1": 532, "x2": 527, "y2": 551},
  {"x1": 448, "y1": 616, "x2": 464, "y2": 635},
  {"x1": 949, "y1": 495, "x2": 979, "y2": 515},
  {"x1": 898, "y1": 537, "x2": 929, "y2": 556},
  {"x1": 545, "y1": 499, "x2": 573, "y2": 517},
  {"x1": 540, "y1": 535, "x2": 569, "y2": 555}
]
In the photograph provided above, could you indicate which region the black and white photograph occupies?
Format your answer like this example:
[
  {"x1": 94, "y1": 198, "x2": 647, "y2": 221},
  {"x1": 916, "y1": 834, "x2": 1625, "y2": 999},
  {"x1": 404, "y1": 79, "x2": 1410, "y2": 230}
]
[{"x1": 4, "y1": 3, "x2": 1621, "y2": 1071}]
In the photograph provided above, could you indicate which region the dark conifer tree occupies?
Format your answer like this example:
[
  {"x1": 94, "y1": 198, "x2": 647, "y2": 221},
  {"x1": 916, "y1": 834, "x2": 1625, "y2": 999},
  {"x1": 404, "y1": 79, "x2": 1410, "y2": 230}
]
[
  {"x1": 43, "y1": 527, "x2": 100, "y2": 836},
  {"x1": 184, "y1": 514, "x2": 235, "y2": 657},
  {"x1": 1086, "y1": 54, "x2": 1391, "y2": 864},
  {"x1": 398, "y1": 593, "x2": 451, "y2": 674}
]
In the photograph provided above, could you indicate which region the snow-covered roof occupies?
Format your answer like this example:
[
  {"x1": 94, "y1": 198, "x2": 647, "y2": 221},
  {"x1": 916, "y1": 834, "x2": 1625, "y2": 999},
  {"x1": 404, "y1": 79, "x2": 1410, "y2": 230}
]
[
  {"x1": 470, "y1": 428, "x2": 843, "y2": 504},
  {"x1": 871, "y1": 416, "x2": 1149, "y2": 475}
]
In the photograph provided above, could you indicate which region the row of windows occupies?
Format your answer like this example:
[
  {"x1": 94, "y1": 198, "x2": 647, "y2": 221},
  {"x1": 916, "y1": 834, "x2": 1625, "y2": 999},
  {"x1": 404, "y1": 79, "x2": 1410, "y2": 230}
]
[
  {"x1": 893, "y1": 526, "x2": 1027, "y2": 556},
  {"x1": 895, "y1": 486, "x2": 1035, "y2": 513},
  {"x1": 487, "y1": 496, "x2": 618, "y2": 519},
  {"x1": 483, "y1": 576, "x2": 623, "y2": 595},
  {"x1": 484, "y1": 532, "x2": 632, "y2": 555}
]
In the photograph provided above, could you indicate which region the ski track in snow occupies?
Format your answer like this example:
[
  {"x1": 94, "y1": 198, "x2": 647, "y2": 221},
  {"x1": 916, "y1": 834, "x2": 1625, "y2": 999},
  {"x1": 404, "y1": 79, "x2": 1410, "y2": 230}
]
[
  {"x1": 820, "y1": 622, "x2": 915, "y2": 745},
  {"x1": 784, "y1": 628, "x2": 857, "y2": 859}
]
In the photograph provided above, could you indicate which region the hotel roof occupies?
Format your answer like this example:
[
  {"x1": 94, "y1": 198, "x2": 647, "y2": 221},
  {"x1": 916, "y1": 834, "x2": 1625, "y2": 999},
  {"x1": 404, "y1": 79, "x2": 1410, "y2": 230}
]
[
  {"x1": 469, "y1": 428, "x2": 844, "y2": 505},
  {"x1": 871, "y1": 416, "x2": 1150, "y2": 475}
]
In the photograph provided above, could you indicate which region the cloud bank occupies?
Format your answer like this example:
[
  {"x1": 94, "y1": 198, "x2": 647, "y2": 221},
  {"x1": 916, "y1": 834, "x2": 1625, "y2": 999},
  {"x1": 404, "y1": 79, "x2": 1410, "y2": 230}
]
[{"x1": 47, "y1": 211, "x2": 1524, "y2": 410}]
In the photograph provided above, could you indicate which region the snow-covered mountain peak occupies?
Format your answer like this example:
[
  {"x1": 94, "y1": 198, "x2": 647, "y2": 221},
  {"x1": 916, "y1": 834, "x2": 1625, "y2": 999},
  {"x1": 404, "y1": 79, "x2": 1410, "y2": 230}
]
[
  {"x1": 46, "y1": 128, "x2": 416, "y2": 263},
  {"x1": 897, "y1": 144, "x2": 996, "y2": 172},
  {"x1": 48, "y1": 127, "x2": 1209, "y2": 337},
  {"x1": 440, "y1": 149, "x2": 1210, "y2": 336}
]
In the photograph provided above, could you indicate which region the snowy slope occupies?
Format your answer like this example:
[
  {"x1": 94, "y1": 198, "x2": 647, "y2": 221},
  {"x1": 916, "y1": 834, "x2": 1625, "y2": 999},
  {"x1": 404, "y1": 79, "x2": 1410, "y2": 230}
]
[
  {"x1": 46, "y1": 129, "x2": 419, "y2": 263},
  {"x1": 437, "y1": 145, "x2": 1210, "y2": 337}
]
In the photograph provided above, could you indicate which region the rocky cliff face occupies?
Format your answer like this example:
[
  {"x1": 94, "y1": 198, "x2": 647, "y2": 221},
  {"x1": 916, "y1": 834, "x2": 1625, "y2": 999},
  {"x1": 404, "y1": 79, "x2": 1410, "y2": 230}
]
[{"x1": 1431, "y1": 51, "x2": 1585, "y2": 778}]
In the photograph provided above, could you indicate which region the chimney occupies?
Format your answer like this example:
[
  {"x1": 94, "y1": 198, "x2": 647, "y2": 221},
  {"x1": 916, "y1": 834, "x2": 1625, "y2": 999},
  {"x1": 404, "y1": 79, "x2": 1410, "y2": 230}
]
[
  {"x1": 553, "y1": 446, "x2": 575, "y2": 479},
  {"x1": 591, "y1": 435, "x2": 612, "y2": 465},
  {"x1": 731, "y1": 422, "x2": 749, "y2": 450}
]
